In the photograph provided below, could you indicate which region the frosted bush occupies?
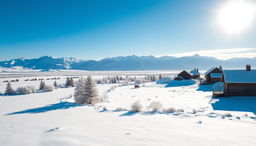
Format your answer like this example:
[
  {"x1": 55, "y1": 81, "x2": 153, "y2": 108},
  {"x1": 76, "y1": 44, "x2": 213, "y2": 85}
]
[
  {"x1": 16, "y1": 87, "x2": 29, "y2": 95},
  {"x1": 122, "y1": 80, "x2": 130, "y2": 86},
  {"x1": 135, "y1": 79, "x2": 143, "y2": 84},
  {"x1": 177, "y1": 109, "x2": 184, "y2": 113},
  {"x1": 101, "y1": 94, "x2": 109, "y2": 102},
  {"x1": 131, "y1": 101, "x2": 143, "y2": 112},
  {"x1": 163, "y1": 107, "x2": 176, "y2": 113},
  {"x1": 192, "y1": 109, "x2": 197, "y2": 114},
  {"x1": 116, "y1": 107, "x2": 127, "y2": 111},
  {"x1": 16, "y1": 86, "x2": 36, "y2": 95},
  {"x1": 148, "y1": 101, "x2": 162, "y2": 112},
  {"x1": 223, "y1": 113, "x2": 232, "y2": 117}
]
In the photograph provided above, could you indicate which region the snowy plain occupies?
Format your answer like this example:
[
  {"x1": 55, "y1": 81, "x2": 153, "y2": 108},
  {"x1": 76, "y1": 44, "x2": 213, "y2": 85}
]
[{"x1": 0, "y1": 70, "x2": 256, "y2": 146}]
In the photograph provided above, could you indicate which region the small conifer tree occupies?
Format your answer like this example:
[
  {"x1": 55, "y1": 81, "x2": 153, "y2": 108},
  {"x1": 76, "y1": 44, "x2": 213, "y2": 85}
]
[{"x1": 4, "y1": 82, "x2": 15, "y2": 95}]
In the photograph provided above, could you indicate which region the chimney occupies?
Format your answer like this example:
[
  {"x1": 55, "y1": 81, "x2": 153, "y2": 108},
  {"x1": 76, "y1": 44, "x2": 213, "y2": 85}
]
[
  {"x1": 246, "y1": 64, "x2": 251, "y2": 71},
  {"x1": 219, "y1": 66, "x2": 222, "y2": 71}
]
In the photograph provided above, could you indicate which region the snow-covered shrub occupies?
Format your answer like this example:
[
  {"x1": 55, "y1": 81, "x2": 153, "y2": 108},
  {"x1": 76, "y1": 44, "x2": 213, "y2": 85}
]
[
  {"x1": 177, "y1": 109, "x2": 184, "y2": 113},
  {"x1": 101, "y1": 94, "x2": 109, "y2": 102},
  {"x1": 16, "y1": 87, "x2": 28, "y2": 95},
  {"x1": 191, "y1": 109, "x2": 197, "y2": 114},
  {"x1": 107, "y1": 86, "x2": 116, "y2": 92},
  {"x1": 148, "y1": 101, "x2": 162, "y2": 112},
  {"x1": 163, "y1": 107, "x2": 176, "y2": 113},
  {"x1": 223, "y1": 113, "x2": 232, "y2": 118},
  {"x1": 102, "y1": 106, "x2": 108, "y2": 111},
  {"x1": 135, "y1": 79, "x2": 143, "y2": 84},
  {"x1": 122, "y1": 80, "x2": 130, "y2": 86},
  {"x1": 96, "y1": 79, "x2": 103, "y2": 84},
  {"x1": 131, "y1": 101, "x2": 143, "y2": 112},
  {"x1": 42, "y1": 85, "x2": 54, "y2": 92},
  {"x1": 4, "y1": 82, "x2": 16, "y2": 95},
  {"x1": 196, "y1": 120, "x2": 202, "y2": 124},
  {"x1": 74, "y1": 76, "x2": 99, "y2": 104},
  {"x1": 16, "y1": 86, "x2": 36, "y2": 95},
  {"x1": 115, "y1": 107, "x2": 127, "y2": 112}
]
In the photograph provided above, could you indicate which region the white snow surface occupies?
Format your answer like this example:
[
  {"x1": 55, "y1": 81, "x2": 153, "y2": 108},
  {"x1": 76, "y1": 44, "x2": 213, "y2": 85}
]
[{"x1": 0, "y1": 74, "x2": 256, "y2": 146}]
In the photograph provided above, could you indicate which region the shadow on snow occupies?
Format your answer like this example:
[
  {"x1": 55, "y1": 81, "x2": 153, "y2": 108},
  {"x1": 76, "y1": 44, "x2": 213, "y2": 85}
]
[
  {"x1": 120, "y1": 111, "x2": 161, "y2": 116},
  {"x1": 165, "y1": 80, "x2": 197, "y2": 88},
  {"x1": 196, "y1": 84, "x2": 213, "y2": 92},
  {"x1": 6, "y1": 102, "x2": 81, "y2": 115},
  {"x1": 120, "y1": 111, "x2": 138, "y2": 116},
  {"x1": 211, "y1": 97, "x2": 256, "y2": 114}
]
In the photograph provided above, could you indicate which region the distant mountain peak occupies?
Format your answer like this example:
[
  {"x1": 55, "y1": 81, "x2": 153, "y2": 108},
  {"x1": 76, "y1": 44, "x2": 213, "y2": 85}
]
[{"x1": 0, "y1": 55, "x2": 255, "y2": 71}]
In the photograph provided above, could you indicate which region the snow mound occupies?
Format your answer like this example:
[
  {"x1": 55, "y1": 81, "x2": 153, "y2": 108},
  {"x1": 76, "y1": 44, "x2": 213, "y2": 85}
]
[{"x1": 165, "y1": 79, "x2": 196, "y2": 87}]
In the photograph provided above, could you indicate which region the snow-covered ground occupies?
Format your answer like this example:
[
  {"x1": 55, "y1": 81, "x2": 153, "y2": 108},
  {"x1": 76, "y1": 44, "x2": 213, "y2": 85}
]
[{"x1": 0, "y1": 73, "x2": 256, "y2": 146}]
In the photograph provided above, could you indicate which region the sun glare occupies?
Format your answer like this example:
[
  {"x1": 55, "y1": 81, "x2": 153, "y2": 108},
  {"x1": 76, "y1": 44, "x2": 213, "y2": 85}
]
[{"x1": 216, "y1": 0, "x2": 256, "y2": 35}]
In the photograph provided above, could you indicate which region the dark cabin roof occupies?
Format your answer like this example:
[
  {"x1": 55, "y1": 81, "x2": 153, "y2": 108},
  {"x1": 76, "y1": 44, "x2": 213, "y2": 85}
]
[
  {"x1": 223, "y1": 70, "x2": 256, "y2": 83},
  {"x1": 177, "y1": 70, "x2": 192, "y2": 79},
  {"x1": 205, "y1": 67, "x2": 222, "y2": 75}
]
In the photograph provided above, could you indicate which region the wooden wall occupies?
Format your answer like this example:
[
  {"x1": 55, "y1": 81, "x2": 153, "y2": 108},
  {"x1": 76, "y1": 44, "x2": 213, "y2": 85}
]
[{"x1": 225, "y1": 83, "x2": 256, "y2": 96}]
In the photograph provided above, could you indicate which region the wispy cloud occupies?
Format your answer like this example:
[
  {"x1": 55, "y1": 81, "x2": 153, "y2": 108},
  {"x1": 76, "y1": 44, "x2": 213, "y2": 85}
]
[{"x1": 161, "y1": 48, "x2": 256, "y2": 60}]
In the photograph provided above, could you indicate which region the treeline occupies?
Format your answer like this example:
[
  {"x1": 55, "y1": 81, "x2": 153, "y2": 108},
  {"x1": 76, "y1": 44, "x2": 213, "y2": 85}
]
[
  {"x1": 3, "y1": 77, "x2": 77, "y2": 96},
  {"x1": 96, "y1": 74, "x2": 168, "y2": 85}
]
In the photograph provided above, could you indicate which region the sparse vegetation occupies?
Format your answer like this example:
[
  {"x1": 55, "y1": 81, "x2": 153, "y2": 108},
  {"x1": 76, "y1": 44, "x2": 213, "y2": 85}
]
[
  {"x1": 223, "y1": 113, "x2": 232, "y2": 118},
  {"x1": 148, "y1": 101, "x2": 162, "y2": 112},
  {"x1": 16, "y1": 86, "x2": 36, "y2": 95},
  {"x1": 177, "y1": 109, "x2": 184, "y2": 113},
  {"x1": 131, "y1": 101, "x2": 143, "y2": 112},
  {"x1": 163, "y1": 107, "x2": 176, "y2": 113}
]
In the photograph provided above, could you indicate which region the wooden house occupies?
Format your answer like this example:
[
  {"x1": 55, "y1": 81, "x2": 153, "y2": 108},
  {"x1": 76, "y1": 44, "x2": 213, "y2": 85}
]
[
  {"x1": 221, "y1": 65, "x2": 256, "y2": 96},
  {"x1": 190, "y1": 68, "x2": 200, "y2": 79},
  {"x1": 204, "y1": 67, "x2": 223, "y2": 84},
  {"x1": 174, "y1": 70, "x2": 192, "y2": 80}
]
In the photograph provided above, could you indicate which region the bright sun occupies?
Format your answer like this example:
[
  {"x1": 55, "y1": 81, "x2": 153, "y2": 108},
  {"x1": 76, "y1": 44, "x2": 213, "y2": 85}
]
[{"x1": 216, "y1": 0, "x2": 256, "y2": 35}]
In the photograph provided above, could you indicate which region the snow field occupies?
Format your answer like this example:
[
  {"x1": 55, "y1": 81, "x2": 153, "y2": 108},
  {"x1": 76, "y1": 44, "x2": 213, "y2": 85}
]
[{"x1": 0, "y1": 74, "x2": 256, "y2": 146}]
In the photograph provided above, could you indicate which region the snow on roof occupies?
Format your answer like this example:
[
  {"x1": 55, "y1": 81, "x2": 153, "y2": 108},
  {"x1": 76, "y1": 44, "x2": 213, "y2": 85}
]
[
  {"x1": 205, "y1": 67, "x2": 217, "y2": 75},
  {"x1": 223, "y1": 70, "x2": 256, "y2": 83},
  {"x1": 210, "y1": 73, "x2": 222, "y2": 78},
  {"x1": 190, "y1": 70, "x2": 200, "y2": 76}
]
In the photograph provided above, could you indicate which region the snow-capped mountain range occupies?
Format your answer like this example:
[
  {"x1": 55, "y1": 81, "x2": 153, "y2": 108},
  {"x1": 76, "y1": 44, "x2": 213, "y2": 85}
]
[{"x1": 0, "y1": 55, "x2": 255, "y2": 71}]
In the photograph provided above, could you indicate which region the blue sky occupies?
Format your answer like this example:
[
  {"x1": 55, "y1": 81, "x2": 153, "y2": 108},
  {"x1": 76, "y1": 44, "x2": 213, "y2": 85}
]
[{"x1": 0, "y1": 0, "x2": 256, "y2": 60}]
